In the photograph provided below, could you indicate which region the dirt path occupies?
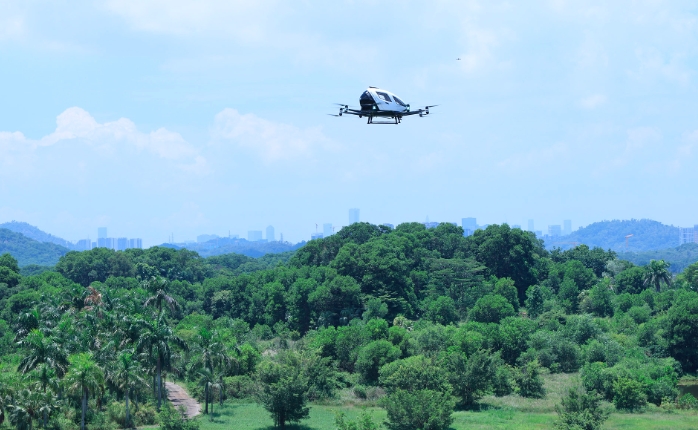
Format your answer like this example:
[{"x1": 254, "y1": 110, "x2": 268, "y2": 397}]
[{"x1": 165, "y1": 382, "x2": 201, "y2": 418}]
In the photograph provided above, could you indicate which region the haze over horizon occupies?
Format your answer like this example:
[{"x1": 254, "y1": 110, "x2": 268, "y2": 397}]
[{"x1": 2, "y1": 1, "x2": 698, "y2": 246}]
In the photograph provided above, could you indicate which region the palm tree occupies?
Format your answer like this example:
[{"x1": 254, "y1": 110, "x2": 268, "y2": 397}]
[
  {"x1": 644, "y1": 259, "x2": 673, "y2": 292},
  {"x1": 17, "y1": 329, "x2": 69, "y2": 379},
  {"x1": 7, "y1": 388, "x2": 46, "y2": 430},
  {"x1": 64, "y1": 353, "x2": 105, "y2": 430},
  {"x1": 135, "y1": 313, "x2": 187, "y2": 410},
  {"x1": 143, "y1": 277, "x2": 179, "y2": 318},
  {"x1": 107, "y1": 351, "x2": 148, "y2": 429}
]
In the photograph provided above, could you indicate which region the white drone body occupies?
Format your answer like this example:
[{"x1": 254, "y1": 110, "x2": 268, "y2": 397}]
[{"x1": 332, "y1": 87, "x2": 436, "y2": 124}]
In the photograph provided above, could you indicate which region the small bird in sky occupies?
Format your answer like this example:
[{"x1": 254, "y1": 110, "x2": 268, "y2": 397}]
[{"x1": 457, "y1": 58, "x2": 461, "y2": 60}]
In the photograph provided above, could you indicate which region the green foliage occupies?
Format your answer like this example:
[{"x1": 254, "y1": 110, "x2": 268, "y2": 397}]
[
  {"x1": 615, "y1": 266, "x2": 646, "y2": 294},
  {"x1": 583, "y1": 279, "x2": 615, "y2": 317},
  {"x1": 465, "y1": 224, "x2": 544, "y2": 302},
  {"x1": 612, "y1": 377, "x2": 647, "y2": 411},
  {"x1": 447, "y1": 350, "x2": 499, "y2": 407},
  {"x1": 469, "y1": 294, "x2": 516, "y2": 323},
  {"x1": 524, "y1": 284, "x2": 552, "y2": 318},
  {"x1": 381, "y1": 389, "x2": 454, "y2": 430},
  {"x1": 666, "y1": 295, "x2": 698, "y2": 372},
  {"x1": 619, "y1": 242, "x2": 698, "y2": 274},
  {"x1": 255, "y1": 354, "x2": 310, "y2": 428},
  {"x1": 555, "y1": 386, "x2": 609, "y2": 430},
  {"x1": 676, "y1": 261, "x2": 698, "y2": 290},
  {"x1": 423, "y1": 296, "x2": 458, "y2": 325},
  {"x1": 562, "y1": 219, "x2": 679, "y2": 252},
  {"x1": 335, "y1": 410, "x2": 381, "y2": 430},
  {"x1": 158, "y1": 404, "x2": 201, "y2": 430},
  {"x1": 355, "y1": 340, "x2": 401, "y2": 385},
  {"x1": 379, "y1": 355, "x2": 450, "y2": 394},
  {"x1": 677, "y1": 393, "x2": 698, "y2": 410},
  {"x1": 550, "y1": 245, "x2": 617, "y2": 278},
  {"x1": 515, "y1": 359, "x2": 545, "y2": 398}
]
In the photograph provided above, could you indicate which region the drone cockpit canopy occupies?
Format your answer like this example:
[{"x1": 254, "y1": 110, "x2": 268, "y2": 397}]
[{"x1": 360, "y1": 90, "x2": 375, "y2": 111}]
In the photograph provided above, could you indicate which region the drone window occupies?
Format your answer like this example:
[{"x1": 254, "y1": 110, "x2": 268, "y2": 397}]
[
  {"x1": 393, "y1": 96, "x2": 406, "y2": 106},
  {"x1": 376, "y1": 92, "x2": 392, "y2": 102}
]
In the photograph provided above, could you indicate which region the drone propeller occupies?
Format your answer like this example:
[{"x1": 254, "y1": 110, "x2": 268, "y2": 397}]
[
  {"x1": 424, "y1": 105, "x2": 438, "y2": 109},
  {"x1": 328, "y1": 114, "x2": 341, "y2": 117},
  {"x1": 333, "y1": 103, "x2": 349, "y2": 109}
]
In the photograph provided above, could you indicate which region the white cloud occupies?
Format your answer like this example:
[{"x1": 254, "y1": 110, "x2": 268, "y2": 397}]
[
  {"x1": 212, "y1": 108, "x2": 334, "y2": 163},
  {"x1": 580, "y1": 94, "x2": 607, "y2": 109},
  {"x1": 0, "y1": 107, "x2": 205, "y2": 174},
  {"x1": 633, "y1": 48, "x2": 691, "y2": 85}
]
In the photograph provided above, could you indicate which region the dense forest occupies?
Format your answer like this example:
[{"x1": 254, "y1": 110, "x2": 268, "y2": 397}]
[{"x1": 1, "y1": 222, "x2": 698, "y2": 430}]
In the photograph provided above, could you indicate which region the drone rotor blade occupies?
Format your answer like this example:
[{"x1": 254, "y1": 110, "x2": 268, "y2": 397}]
[{"x1": 424, "y1": 105, "x2": 438, "y2": 109}]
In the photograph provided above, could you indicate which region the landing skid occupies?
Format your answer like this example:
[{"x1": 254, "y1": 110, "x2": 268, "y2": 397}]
[{"x1": 367, "y1": 116, "x2": 401, "y2": 125}]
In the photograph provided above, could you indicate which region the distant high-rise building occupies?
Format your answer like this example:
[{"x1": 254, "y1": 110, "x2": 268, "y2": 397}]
[
  {"x1": 349, "y1": 208, "x2": 360, "y2": 224},
  {"x1": 462, "y1": 218, "x2": 477, "y2": 231},
  {"x1": 117, "y1": 237, "x2": 128, "y2": 251},
  {"x1": 563, "y1": 220, "x2": 572, "y2": 236},
  {"x1": 548, "y1": 225, "x2": 562, "y2": 237},
  {"x1": 323, "y1": 223, "x2": 333, "y2": 237},
  {"x1": 92, "y1": 241, "x2": 97, "y2": 249},
  {"x1": 97, "y1": 237, "x2": 108, "y2": 248},
  {"x1": 679, "y1": 227, "x2": 696, "y2": 245},
  {"x1": 528, "y1": 219, "x2": 534, "y2": 232},
  {"x1": 266, "y1": 226, "x2": 275, "y2": 242},
  {"x1": 512, "y1": 224, "x2": 521, "y2": 229},
  {"x1": 535, "y1": 230, "x2": 543, "y2": 238},
  {"x1": 129, "y1": 238, "x2": 143, "y2": 249},
  {"x1": 248, "y1": 230, "x2": 263, "y2": 242},
  {"x1": 383, "y1": 223, "x2": 394, "y2": 229},
  {"x1": 423, "y1": 222, "x2": 439, "y2": 229},
  {"x1": 311, "y1": 232, "x2": 323, "y2": 240},
  {"x1": 280, "y1": 233, "x2": 284, "y2": 243},
  {"x1": 98, "y1": 227, "x2": 107, "y2": 239},
  {"x1": 76, "y1": 239, "x2": 91, "y2": 251}
]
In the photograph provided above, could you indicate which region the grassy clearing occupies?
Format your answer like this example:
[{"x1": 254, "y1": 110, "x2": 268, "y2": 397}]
[{"x1": 191, "y1": 373, "x2": 698, "y2": 430}]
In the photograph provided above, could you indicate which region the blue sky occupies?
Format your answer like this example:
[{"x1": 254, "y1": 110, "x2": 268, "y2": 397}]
[{"x1": 1, "y1": 1, "x2": 698, "y2": 245}]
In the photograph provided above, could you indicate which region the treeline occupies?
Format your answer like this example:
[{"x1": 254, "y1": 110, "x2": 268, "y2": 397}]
[{"x1": 0, "y1": 222, "x2": 698, "y2": 430}]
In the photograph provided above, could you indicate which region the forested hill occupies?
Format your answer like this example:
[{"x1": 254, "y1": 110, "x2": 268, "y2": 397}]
[
  {"x1": 164, "y1": 237, "x2": 305, "y2": 258},
  {"x1": 618, "y1": 243, "x2": 698, "y2": 274},
  {"x1": 0, "y1": 228, "x2": 70, "y2": 266},
  {"x1": 0, "y1": 221, "x2": 75, "y2": 250},
  {"x1": 560, "y1": 219, "x2": 679, "y2": 252}
]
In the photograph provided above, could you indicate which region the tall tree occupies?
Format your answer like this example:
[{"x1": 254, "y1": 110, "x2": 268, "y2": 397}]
[
  {"x1": 17, "y1": 329, "x2": 69, "y2": 379},
  {"x1": 107, "y1": 351, "x2": 147, "y2": 429},
  {"x1": 64, "y1": 353, "x2": 104, "y2": 430},
  {"x1": 643, "y1": 260, "x2": 672, "y2": 292},
  {"x1": 144, "y1": 277, "x2": 179, "y2": 317},
  {"x1": 135, "y1": 313, "x2": 187, "y2": 409}
]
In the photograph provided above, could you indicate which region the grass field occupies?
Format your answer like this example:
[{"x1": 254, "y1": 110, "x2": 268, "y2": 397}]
[{"x1": 191, "y1": 373, "x2": 698, "y2": 430}]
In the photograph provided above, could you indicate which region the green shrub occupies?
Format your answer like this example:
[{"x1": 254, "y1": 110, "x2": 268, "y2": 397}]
[
  {"x1": 677, "y1": 393, "x2": 698, "y2": 410},
  {"x1": 515, "y1": 360, "x2": 545, "y2": 398},
  {"x1": 355, "y1": 340, "x2": 401, "y2": 384},
  {"x1": 223, "y1": 375, "x2": 256, "y2": 399},
  {"x1": 335, "y1": 410, "x2": 381, "y2": 430},
  {"x1": 469, "y1": 294, "x2": 516, "y2": 323},
  {"x1": 381, "y1": 389, "x2": 454, "y2": 430},
  {"x1": 555, "y1": 386, "x2": 609, "y2": 430},
  {"x1": 627, "y1": 305, "x2": 651, "y2": 324},
  {"x1": 525, "y1": 284, "x2": 553, "y2": 318},
  {"x1": 492, "y1": 364, "x2": 515, "y2": 397},
  {"x1": 158, "y1": 404, "x2": 200, "y2": 430},
  {"x1": 612, "y1": 377, "x2": 646, "y2": 411},
  {"x1": 135, "y1": 403, "x2": 158, "y2": 426}
]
